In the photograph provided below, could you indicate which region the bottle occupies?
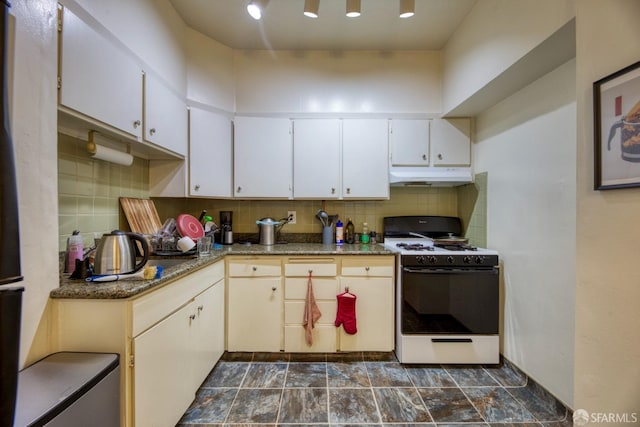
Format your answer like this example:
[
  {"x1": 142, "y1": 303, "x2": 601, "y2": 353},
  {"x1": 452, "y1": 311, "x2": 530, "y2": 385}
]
[
  {"x1": 335, "y1": 219, "x2": 344, "y2": 245},
  {"x1": 66, "y1": 230, "x2": 83, "y2": 274},
  {"x1": 361, "y1": 222, "x2": 370, "y2": 244},
  {"x1": 345, "y1": 218, "x2": 355, "y2": 244}
]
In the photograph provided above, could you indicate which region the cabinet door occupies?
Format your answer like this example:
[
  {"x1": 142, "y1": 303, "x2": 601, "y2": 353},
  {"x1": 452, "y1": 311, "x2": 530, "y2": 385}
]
[
  {"x1": 234, "y1": 117, "x2": 292, "y2": 198},
  {"x1": 189, "y1": 108, "x2": 233, "y2": 197},
  {"x1": 342, "y1": 119, "x2": 389, "y2": 199},
  {"x1": 133, "y1": 302, "x2": 193, "y2": 427},
  {"x1": 59, "y1": 7, "x2": 143, "y2": 138},
  {"x1": 337, "y1": 277, "x2": 394, "y2": 352},
  {"x1": 192, "y1": 281, "x2": 225, "y2": 387},
  {"x1": 430, "y1": 118, "x2": 471, "y2": 166},
  {"x1": 389, "y1": 119, "x2": 430, "y2": 166},
  {"x1": 144, "y1": 73, "x2": 188, "y2": 156},
  {"x1": 227, "y1": 278, "x2": 282, "y2": 351},
  {"x1": 292, "y1": 119, "x2": 341, "y2": 199}
]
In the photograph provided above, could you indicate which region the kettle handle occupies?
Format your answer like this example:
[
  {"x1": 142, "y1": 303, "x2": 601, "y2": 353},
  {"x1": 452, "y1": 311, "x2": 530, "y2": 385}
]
[
  {"x1": 607, "y1": 119, "x2": 623, "y2": 150},
  {"x1": 128, "y1": 232, "x2": 149, "y2": 273}
]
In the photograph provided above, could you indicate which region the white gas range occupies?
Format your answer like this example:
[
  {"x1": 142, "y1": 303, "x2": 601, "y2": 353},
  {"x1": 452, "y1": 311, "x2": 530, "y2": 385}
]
[{"x1": 383, "y1": 216, "x2": 500, "y2": 365}]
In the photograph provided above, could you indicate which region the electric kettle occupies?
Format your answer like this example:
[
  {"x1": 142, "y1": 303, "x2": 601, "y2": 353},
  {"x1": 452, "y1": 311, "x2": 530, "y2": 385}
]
[{"x1": 94, "y1": 230, "x2": 149, "y2": 275}]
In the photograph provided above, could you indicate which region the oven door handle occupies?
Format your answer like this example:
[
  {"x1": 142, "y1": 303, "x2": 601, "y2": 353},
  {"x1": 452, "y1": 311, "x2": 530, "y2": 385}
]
[{"x1": 403, "y1": 267, "x2": 498, "y2": 274}]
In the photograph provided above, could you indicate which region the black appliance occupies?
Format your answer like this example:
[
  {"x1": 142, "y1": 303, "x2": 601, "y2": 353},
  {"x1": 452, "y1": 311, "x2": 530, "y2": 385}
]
[
  {"x1": 0, "y1": 2, "x2": 25, "y2": 426},
  {"x1": 383, "y1": 216, "x2": 500, "y2": 364},
  {"x1": 220, "y1": 210, "x2": 233, "y2": 245}
]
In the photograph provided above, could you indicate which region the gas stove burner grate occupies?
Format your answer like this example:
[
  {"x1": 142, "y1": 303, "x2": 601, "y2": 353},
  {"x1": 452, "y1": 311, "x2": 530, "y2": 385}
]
[
  {"x1": 434, "y1": 243, "x2": 477, "y2": 251},
  {"x1": 396, "y1": 242, "x2": 435, "y2": 251}
]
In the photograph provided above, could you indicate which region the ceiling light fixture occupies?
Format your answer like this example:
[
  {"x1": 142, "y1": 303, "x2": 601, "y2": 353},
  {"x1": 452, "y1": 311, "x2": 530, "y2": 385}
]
[
  {"x1": 346, "y1": 0, "x2": 361, "y2": 18},
  {"x1": 304, "y1": 0, "x2": 320, "y2": 18},
  {"x1": 247, "y1": 0, "x2": 269, "y2": 20},
  {"x1": 399, "y1": 0, "x2": 415, "y2": 18}
]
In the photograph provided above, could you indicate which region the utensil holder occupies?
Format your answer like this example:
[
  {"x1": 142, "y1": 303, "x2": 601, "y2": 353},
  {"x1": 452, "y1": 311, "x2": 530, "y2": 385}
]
[{"x1": 322, "y1": 226, "x2": 333, "y2": 245}]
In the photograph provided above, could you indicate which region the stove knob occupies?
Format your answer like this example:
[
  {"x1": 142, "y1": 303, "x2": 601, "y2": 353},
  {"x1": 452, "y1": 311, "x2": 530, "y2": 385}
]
[
  {"x1": 427, "y1": 256, "x2": 438, "y2": 264},
  {"x1": 475, "y1": 256, "x2": 485, "y2": 264},
  {"x1": 463, "y1": 256, "x2": 473, "y2": 264},
  {"x1": 416, "y1": 256, "x2": 426, "y2": 265},
  {"x1": 447, "y1": 256, "x2": 455, "y2": 264}
]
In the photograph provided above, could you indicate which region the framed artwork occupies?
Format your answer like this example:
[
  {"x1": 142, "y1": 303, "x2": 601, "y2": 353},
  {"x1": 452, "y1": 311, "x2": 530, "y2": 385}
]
[{"x1": 594, "y1": 60, "x2": 640, "y2": 190}]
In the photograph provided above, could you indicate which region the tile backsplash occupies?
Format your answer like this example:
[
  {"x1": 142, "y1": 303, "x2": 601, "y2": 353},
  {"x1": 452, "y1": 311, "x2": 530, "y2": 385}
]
[
  {"x1": 58, "y1": 132, "x2": 486, "y2": 250},
  {"x1": 58, "y1": 133, "x2": 149, "y2": 250}
]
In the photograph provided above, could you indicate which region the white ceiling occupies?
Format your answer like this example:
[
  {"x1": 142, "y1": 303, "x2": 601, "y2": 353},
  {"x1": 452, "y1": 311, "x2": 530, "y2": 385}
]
[{"x1": 169, "y1": 0, "x2": 478, "y2": 50}]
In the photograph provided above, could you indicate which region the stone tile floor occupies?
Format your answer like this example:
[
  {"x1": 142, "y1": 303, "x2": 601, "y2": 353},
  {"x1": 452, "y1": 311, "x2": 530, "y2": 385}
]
[{"x1": 177, "y1": 352, "x2": 572, "y2": 426}]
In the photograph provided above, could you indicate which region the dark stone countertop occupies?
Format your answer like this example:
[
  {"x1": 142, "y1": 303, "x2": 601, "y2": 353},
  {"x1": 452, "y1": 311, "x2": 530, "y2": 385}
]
[{"x1": 52, "y1": 243, "x2": 394, "y2": 300}]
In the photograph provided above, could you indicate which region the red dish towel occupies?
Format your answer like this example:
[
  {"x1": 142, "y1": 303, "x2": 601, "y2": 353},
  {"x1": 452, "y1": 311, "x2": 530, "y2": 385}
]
[
  {"x1": 335, "y1": 290, "x2": 357, "y2": 334},
  {"x1": 303, "y1": 271, "x2": 322, "y2": 345}
]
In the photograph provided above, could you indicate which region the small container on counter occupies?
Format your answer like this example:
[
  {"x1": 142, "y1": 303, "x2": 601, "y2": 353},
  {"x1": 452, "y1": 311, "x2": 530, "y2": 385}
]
[{"x1": 335, "y1": 219, "x2": 344, "y2": 245}]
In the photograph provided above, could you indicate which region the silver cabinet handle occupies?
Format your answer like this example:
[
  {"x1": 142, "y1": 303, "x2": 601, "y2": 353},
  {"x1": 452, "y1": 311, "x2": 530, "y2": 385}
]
[
  {"x1": 331, "y1": 188, "x2": 335, "y2": 194},
  {"x1": 346, "y1": 187, "x2": 351, "y2": 194},
  {"x1": 237, "y1": 186, "x2": 242, "y2": 193},
  {"x1": 365, "y1": 266, "x2": 370, "y2": 272},
  {"x1": 422, "y1": 154, "x2": 427, "y2": 160},
  {"x1": 252, "y1": 266, "x2": 257, "y2": 271},
  {"x1": 194, "y1": 184, "x2": 200, "y2": 191},
  {"x1": 437, "y1": 153, "x2": 443, "y2": 160},
  {"x1": 197, "y1": 305, "x2": 203, "y2": 312},
  {"x1": 133, "y1": 120, "x2": 141, "y2": 129},
  {"x1": 189, "y1": 314, "x2": 196, "y2": 321},
  {"x1": 149, "y1": 128, "x2": 156, "y2": 135}
]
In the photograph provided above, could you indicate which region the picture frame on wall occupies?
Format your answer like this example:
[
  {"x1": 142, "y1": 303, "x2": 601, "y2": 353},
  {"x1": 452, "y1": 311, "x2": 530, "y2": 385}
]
[{"x1": 594, "y1": 60, "x2": 640, "y2": 190}]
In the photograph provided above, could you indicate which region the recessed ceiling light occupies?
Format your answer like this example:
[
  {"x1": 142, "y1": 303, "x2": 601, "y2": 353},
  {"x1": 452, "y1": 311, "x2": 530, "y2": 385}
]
[
  {"x1": 247, "y1": 0, "x2": 269, "y2": 20},
  {"x1": 399, "y1": 0, "x2": 415, "y2": 18},
  {"x1": 304, "y1": 0, "x2": 320, "y2": 18},
  {"x1": 346, "y1": 0, "x2": 361, "y2": 18}
]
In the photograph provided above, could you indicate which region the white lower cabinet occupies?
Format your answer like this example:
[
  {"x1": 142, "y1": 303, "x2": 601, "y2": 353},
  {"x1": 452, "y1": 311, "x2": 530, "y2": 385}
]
[
  {"x1": 51, "y1": 261, "x2": 225, "y2": 427},
  {"x1": 133, "y1": 281, "x2": 224, "y2": 427},
  {"x1": 283, "y1": 259, "x2": 339, "y2": 352},
  {"x1": 227, "y1": 257, "x2": 283, "y2": 351},
  {"x1": 338, "y1": 257, "x2": 395, "y2": 352}
]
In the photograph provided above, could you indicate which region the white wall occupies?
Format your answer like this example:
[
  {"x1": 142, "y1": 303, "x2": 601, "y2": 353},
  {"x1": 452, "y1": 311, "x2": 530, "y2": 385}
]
[
  {"x1": 185, "y1": 27, "x2": 235, "y2": 112},
  {"x1": 474, "y1": 59, "x2": 576, "y2": 406},
  {"x1": 233, "y1": 50, "x2": 441, "y2": 115},
  {"x1": 9, "y1": 0, "x2": 59, "y2": 366},
  {"x1": 574, "y1": 0, "x2": 640, "y2": 415},
  {"x1": 443, "y1": 0, "x2": 574, "y2": 114}
]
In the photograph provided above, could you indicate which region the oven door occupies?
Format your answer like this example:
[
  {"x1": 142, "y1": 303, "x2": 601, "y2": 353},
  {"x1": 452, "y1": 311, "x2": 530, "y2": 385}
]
[{"x1": 401, "y1": 266, "x2": 498, "y2": 335}]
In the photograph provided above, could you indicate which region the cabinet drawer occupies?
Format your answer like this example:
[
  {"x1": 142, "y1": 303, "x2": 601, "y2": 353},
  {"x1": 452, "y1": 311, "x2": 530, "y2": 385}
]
[
  {"x1": 284, "y1": 260, "x2": 337, "y2": 277},
  {"x1": 284, "y1": 300, "x2": 336, "y2": 325},
  {"x1": 284, "y1": 325, "x2": 337, "y2": 353},
  {"x1": 285, "y1": 277, "x2": 338, "y2": 300},
  {"x1": 132, "y1": 261, "x2": 224, "y2": 337},
  {"x1": 341, "y1": 256, "x2": 394, "y2": 277},
  {"x1": 228, "y1": 258, "x2": 281, "y2": 277}
]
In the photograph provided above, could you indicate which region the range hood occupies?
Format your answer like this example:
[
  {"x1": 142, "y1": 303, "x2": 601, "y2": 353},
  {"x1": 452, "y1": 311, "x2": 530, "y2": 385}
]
[{"x1": 389, "y1": 167, "x2": 474, "y2": 187}]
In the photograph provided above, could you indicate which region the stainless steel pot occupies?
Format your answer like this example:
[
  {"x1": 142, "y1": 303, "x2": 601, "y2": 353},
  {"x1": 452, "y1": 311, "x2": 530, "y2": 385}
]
[
  {"x1": 94, "y1": 230, "x2": 149, "y2": 275},
  {"x1": 256, "y1": 217, "x2": 286, "y2": 245}
]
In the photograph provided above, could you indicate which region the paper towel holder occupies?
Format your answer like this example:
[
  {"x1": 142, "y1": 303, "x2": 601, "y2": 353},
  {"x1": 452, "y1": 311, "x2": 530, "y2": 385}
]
[{"x1": 86, "y1": 131, "x2": 134, "y2": 166}]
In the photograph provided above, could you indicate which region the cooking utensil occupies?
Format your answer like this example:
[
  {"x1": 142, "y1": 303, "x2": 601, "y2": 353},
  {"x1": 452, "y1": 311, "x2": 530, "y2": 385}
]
[
  {"x1": 176, "y1": 214, "x2": 205, "y2": 240},
  {"x1": 316, "y1": 210, "x2": 329, "y2": 227},
  {"x1": 94, "y1": 230, "x2": 149, "y2": 275},
  {"x1": 119, "y1": 197, "x2": 163, "y2": 235},
  {"x1": 256, "y1": 217, "x2": 288, "y2": 245}
]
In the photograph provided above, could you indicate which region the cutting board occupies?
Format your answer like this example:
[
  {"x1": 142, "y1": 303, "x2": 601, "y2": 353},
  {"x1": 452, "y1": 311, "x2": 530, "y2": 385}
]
[{"x1": 119, "y1": 197, "x2": 163, "y2": 235}]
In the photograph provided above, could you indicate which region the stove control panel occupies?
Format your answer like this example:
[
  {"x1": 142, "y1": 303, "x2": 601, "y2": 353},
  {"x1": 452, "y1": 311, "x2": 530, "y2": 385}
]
[{"x1": 403, "y1": 254, "x2": 498, "y2": 268}]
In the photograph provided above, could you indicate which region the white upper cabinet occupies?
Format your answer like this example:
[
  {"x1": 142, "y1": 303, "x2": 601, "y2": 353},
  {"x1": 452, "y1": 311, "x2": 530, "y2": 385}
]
[
  {"x1": 342, "y1": 119, "x2": 390, "y2": 199},
  {"x1": 144, "y1": 73, "x2": 188, "y2": 156},
  {"x1": 389, "y1": 119, "x2": 430, "y2": 166},
  {"x1": 234, "y1": 117, "x2": 292, "y2": 198},
  {"x1": 59, "y1": 7, "x2": 143, "y2": 138},
  {"x1": 292, "y1": 119, "x2": 341, "y2": 199},
  {"x1": 189, "y1": 108, "x2": 233, "y2": 198},
  {"x1": 430, "y1": 118, "x2": 471, "y2": 166}
]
